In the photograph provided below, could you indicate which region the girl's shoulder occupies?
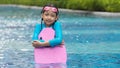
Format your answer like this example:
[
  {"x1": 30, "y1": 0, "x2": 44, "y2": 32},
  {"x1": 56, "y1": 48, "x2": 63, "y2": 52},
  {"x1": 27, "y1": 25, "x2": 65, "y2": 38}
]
[
  {"x1": 55, "y1": 21, "x2": 61, "y2": 24},
  {"x1": 34, "y1": 23, "x2": 42, "y2": 30},
  {"x1": 54, "y1": 21, "x2": 61, "y2": 25},
  {"x1": 35, "y1": 23, "x2": 41, "y2": 26},
  {"x1": 35, "y1": 23, "x2": 44, "y2": 28},
  {"x1": 52, "y1": 21, "x2": 62, "y2": 30}
]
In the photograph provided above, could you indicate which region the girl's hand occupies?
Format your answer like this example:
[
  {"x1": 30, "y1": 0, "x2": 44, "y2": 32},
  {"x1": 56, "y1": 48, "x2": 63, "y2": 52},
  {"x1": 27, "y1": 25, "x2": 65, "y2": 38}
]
[
  {"x1": 32, "y1": 41, "x2": 49, "y2": 48},
  {"x1": 59, "y1": 40, "x2": 64, "y2": 47},
  {"x1": 32, "y1": 41, "x2": 41, "y2": 48},
  {"x1": 61, "y1": 40, "x2": 64, "y2": 45}
]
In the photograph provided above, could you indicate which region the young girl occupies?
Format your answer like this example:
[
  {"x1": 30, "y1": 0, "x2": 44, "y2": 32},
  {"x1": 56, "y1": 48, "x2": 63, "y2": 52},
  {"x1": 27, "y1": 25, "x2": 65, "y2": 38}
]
[{"x1": 32, "y1": 4, "x2": 67, "y2": 68}]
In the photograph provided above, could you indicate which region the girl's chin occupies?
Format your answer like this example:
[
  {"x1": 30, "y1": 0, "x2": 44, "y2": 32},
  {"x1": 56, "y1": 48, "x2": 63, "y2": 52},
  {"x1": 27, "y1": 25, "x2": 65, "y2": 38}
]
[
  {"x1": 45, "y1": 23, "x2": 52, "y2": 26},
  {"x1": 45, "y1": 22, "x2": 53, "y2": 25}
]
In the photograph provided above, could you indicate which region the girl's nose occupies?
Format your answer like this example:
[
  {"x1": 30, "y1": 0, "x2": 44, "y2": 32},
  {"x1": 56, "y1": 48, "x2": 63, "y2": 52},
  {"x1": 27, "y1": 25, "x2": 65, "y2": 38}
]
[
  {"x1": 47, "y1": 16, "x2": 52, "y2": 20},
  {"x1": 47, "y1": 16, "x2": 51, "y2": 19}
]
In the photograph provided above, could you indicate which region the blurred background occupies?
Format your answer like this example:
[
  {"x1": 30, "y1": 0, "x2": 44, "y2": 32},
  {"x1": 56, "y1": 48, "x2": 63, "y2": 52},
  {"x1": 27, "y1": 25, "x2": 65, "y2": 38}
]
[{"x1": 0, "y1": 0, "x2": 120, "y2": 12}]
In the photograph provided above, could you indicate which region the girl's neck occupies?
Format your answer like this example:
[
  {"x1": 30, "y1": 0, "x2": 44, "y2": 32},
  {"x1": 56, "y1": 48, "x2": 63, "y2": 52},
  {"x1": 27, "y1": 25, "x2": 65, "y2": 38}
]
[{"x1": 45, "y1": 24, "x2": 52, "y2": 27}]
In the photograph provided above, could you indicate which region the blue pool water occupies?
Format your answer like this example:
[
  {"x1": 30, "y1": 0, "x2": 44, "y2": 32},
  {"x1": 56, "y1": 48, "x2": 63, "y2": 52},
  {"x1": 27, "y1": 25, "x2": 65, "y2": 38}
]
[{"x1": 0, "y1": 5, "x2": 120, "y2": 68}]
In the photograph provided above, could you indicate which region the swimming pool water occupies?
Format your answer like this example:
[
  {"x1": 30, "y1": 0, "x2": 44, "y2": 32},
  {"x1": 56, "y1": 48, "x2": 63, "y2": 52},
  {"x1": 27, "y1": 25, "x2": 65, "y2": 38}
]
[{"x1": 0, "y1": 5, "x2": 120, "y2": 68}]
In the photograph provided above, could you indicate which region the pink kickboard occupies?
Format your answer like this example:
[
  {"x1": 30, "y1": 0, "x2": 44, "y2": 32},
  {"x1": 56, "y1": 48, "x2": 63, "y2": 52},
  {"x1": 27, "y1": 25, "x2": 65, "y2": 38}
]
[{"x1": 34, "y1": 28, "x2": 67, "y2": 64}]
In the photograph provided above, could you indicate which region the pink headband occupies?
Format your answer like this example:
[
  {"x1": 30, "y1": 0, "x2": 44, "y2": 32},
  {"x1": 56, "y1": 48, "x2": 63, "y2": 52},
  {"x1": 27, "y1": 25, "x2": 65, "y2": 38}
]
[{"x1": 43, "y1": 6, "x2": 58, "y2": 13}]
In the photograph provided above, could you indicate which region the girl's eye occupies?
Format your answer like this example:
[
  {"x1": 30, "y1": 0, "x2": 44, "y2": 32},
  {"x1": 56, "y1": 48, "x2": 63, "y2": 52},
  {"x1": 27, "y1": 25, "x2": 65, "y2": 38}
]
[
  {"x1": 44, "y1": 13, "x2": 49, "y2": 16},
  {"x1": 51, "y1": 15, "x2": 55, "y2": 17},
  {"x1": 51, "y1": 14, "x2": 57, "y2": 17}
]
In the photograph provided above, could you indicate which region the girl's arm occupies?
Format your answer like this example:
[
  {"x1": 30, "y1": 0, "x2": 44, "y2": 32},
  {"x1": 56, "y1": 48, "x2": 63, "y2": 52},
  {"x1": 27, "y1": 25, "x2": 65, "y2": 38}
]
[
  {"x1": 32, "y1": 24, "x2": 41, "y2": 41},
  {"x1": 32, "y1": 24, "x2": 47, "y2": 48},
  {"x1": 32, "y1": 23, "x2": 45, "y2": 42},
  {"x1": 49, "y1": 21, "x2": 63, "y2": 47}
]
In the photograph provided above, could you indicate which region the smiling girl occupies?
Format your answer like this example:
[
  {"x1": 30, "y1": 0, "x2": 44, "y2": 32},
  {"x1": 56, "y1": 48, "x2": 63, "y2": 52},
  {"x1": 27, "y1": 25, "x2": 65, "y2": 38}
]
[{"x1": 32, "y1": 4, "x2": 67, "y2": 68}]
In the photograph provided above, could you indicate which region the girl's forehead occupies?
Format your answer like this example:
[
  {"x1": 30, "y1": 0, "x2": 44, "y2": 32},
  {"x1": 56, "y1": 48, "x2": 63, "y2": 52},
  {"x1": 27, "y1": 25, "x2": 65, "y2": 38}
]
[{"x1": 44, "y1": 11, "x2": 57, "y2": 15}]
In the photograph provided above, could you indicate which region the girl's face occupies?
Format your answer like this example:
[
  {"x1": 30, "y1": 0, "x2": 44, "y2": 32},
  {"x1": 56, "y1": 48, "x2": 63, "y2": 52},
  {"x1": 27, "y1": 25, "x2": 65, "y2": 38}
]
[{"x1": 42, "y1": 10, "x2": 58, "y2": 27}]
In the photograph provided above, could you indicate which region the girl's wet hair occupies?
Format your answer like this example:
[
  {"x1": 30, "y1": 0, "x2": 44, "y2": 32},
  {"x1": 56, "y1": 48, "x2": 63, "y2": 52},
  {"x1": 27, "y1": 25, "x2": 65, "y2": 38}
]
[{"x1": 41, "y1": 4, "x2": 59, "y2": 15}]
